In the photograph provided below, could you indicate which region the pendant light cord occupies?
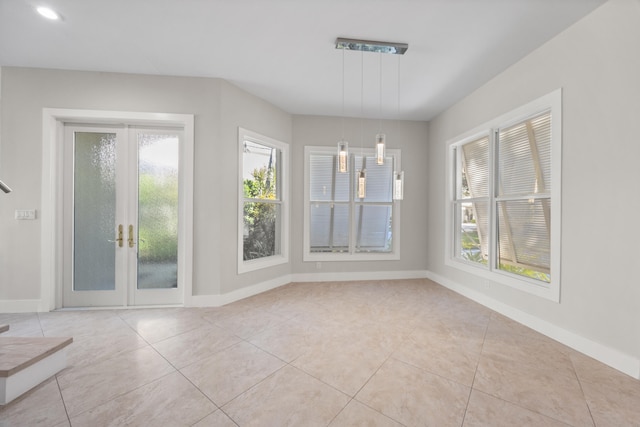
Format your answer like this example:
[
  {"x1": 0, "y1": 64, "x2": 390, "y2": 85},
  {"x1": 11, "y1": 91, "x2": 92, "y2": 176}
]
[
  {"x1": 360, "y1": 50, "x2": 364, "y2": 156},
  {"x1": 341, "y1": 47, "x2": 345, "y2": 140},
  {"x1": 396, "y1": 54, "x2": 400, "y2": 171},
  {"x1": 379, "y1": 52, "x2": 383, "y2": 133}
]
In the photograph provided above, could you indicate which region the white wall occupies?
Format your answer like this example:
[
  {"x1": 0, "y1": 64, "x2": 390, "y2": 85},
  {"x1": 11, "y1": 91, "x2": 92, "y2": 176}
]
[
  {"x1": 291, "y1": 115, "x2": 429, "y2": 276},
  {"x1": 218, "y1": 81, "x2": 292, "y2": 294},
  {"x1": 427, "y1": 0, "x2": 640, "y2": 374},
  {"x1": 0, "y1": 68, "x2": 291, "y2": 305}
]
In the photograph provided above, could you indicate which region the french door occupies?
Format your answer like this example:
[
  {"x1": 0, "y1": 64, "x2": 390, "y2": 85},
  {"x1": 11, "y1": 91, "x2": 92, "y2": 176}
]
[{"x1": 63, "y1": 124, "x2": 183, "y2": 307}]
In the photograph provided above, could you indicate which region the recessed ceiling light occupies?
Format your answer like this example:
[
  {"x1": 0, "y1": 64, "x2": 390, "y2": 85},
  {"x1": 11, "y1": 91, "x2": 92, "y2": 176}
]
[{"x1": 36, "y1": 6, "x2": 60, "y2": 20}]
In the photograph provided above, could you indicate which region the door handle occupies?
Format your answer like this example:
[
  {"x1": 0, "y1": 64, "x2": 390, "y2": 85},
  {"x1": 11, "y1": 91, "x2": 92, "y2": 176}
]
[
  {"x1": 128, "y1": 224, "x2": 135, "y2": 248},
  {"x1": 108, "y1": 224, "x2": 124, "y2": 247}
]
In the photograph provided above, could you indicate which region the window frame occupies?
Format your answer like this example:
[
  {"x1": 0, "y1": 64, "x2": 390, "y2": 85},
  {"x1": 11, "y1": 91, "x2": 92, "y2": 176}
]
[
  {"x1": 445, "y1": 89, "x2": 562, "y2": 302},
  {"x1": 237, "y1": 128, "x2": 289, "y2": 274},
  {"x1": 303, "y1": 145, "x2": 401, "y2": 262}
]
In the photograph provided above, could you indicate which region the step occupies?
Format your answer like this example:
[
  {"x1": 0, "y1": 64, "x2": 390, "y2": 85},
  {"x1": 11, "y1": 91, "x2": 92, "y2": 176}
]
[
  {"x1": 0, "y1": 336, "x2": 73, "y2": 405},
  {"x1": 0, "y1": 325, "x2": 8, "y2": 334}
]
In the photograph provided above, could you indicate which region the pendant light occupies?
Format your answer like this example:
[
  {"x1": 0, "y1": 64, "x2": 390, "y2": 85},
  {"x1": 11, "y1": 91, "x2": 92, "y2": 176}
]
[
  {"x1": 337, "y1": 47, "x2": 349, "y2": 173},
  {"x1": 375, "y1": 133, "x2": 386, "y2": 165},
  {"x1": 335, "y1": 37, "x2": 409, "y2": 200},
  {"x1": 357, "y1": 49, "x2": 367, "y2": 199},
  {"x1": 358, "y1": 169, "x2": 367, "y2": 199},
  {"x1": 393, "y1": 53, "x2": 404, "y2": 201},
  {"x1": 375, "y1": 52, "x2": 386, "y2": 165},
  {"x1": 393, "y1": 170, "x2": 404, "y2": 200},
  {"x1": 338, "y1": 140, "x2": 348, "y2": 173}
]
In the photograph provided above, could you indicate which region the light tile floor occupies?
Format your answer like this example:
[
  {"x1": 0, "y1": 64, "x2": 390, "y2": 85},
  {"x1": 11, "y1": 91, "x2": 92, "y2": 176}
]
[{"x1": 1, "y1": 279, "x2": 639, "y2": 426}]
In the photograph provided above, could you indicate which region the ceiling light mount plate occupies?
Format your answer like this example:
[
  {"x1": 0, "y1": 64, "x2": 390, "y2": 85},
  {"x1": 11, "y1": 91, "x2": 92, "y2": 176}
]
[{"x1": 335, "y1": 38, "x2": 408, "y2": 55}]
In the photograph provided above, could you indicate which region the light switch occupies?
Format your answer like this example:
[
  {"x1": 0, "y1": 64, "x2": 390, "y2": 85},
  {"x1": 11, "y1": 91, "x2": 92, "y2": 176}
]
[{"x1": 15, "y1": 209, "x2": 36, "y2": 220}]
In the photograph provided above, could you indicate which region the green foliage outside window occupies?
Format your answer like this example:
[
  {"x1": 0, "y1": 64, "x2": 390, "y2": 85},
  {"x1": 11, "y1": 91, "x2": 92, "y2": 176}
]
[
  {"x1": 243, "y1": 166, "x2": 278, "y2": 261},
  {"x1": 138, "y1": 173, "x2": 178, "y2": 263}
]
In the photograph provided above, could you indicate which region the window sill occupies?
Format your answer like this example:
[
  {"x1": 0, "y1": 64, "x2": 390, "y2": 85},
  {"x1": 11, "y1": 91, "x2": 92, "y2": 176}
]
[
  {"x1": 238, "y1": 254, "x2": 289, "y2": 274},
  {"x1": 303, "y1": 251, "x2": 400, "y2": 262},
  {"x1": 444, "y1": 257, "x2": 559, "y2": 302}
]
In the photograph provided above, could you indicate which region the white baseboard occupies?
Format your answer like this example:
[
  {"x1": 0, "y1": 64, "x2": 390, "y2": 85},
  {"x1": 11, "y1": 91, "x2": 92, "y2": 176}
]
[
  {"x1": 425, "y1": 270, "x2": 640, "y2": 380},
  {"x1": 0, "y1": 299, "x2": 43, "y2": 313},
  {"x1": 1, "y1": 271, "x2": 426, "y2": 312},
  {"x1": 188, "y1": 270, "x2": 428, "y2": 307},
  {"x1": 189, "y1": 274, "x2": 293, "y2": 308},
  {"x1": 291, "y1": 270, "x2": 428, "y2": 283}
]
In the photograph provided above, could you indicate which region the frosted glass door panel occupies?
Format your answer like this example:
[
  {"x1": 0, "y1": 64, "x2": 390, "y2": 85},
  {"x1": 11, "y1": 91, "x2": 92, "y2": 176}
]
[
  {"x1": 64, "y1": 124, "x2": 184, "y2": 308},
  {"x1": 73, "y1": 132, "x2": 117, "y2": 291},
  {"x1": 137, "y1": 134, "x2": 179, "y2": 289}
]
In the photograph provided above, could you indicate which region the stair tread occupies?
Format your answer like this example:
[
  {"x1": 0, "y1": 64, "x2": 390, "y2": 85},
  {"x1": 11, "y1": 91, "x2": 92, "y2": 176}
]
[{"x1": 0, "y1": 336, "x2": 73, "y2": 378}]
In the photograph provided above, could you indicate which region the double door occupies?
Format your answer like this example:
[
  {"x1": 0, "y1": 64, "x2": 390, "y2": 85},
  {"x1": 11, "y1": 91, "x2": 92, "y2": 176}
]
[{"x1": 63, "y1": 125, "x2": 183, "y2": 307}]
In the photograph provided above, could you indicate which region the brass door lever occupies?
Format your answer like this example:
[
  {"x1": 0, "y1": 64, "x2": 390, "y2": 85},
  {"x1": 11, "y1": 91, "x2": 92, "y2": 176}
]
[
  {"x1": 128, "y1": 225, "x2": 135, "y2": 248},
  {"x1": 108, "y1": 224, "x2": 124, "y2": 247}
]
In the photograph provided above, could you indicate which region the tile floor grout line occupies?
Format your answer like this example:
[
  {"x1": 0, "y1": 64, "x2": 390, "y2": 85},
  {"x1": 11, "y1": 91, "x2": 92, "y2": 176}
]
[
  {"x1": 188, "y1": 409, "x2": 219, "y2": 427},
  {"x1": 36, "y1": 311, "x2": 47, "y2": 337},
  {"x1": 468, "y1": 313, "x2": 587, "y2": 427},
  {"x1": 242, "y1": 337, "x2": 292, "y2": 365},
  {"x1": 460, "y1": 312, "x2": 492, "y2": 426},
  {"x1": 347, "y1": 351, "x2": 411, "y2": 427},
  {"x1": 215, "y1": 407, "x2": 241, "y2": 427},
  {"x1": 176, "y1": 369, "x2": 226, "y2": 424},
  {"x1": 568, "y1": 354, "x2": 598, "y2": 427},
  {"x1": 325, "y1": 397, "x2": 354, "y2": 426},
  {"x1": 54, "y1": 374, "x2": 72, "y2": 426},
  {"x1": 282, "y1": 360, "x2": 354, "y2": 399},
  {"x1": 352, "y1": 351, "x2": 395, "y2": 398},
  {"x1": 218, "y1": 362, "x2": 291, "y2": 411}
]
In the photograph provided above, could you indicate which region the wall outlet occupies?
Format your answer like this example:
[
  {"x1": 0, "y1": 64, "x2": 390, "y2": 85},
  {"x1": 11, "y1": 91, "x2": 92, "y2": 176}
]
[{"x1": 15, "y1": 209, "x2": 37, "y2": 220}]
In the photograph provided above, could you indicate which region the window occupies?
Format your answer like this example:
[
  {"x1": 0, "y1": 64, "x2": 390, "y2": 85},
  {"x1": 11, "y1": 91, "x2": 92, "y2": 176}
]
[
  {"x1": 238, "y1": 128, "x2": 289, "y2": 273},
  {"x1": 447, "y1": 90, "x2": 561, "y2": 301},
  {"x1": 304, "y1": 146, "x2": 400, "y2": 261}
]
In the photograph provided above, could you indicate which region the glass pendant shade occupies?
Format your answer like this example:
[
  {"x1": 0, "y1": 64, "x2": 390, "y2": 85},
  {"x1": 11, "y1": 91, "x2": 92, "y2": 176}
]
[
  {"x1": 357, "y1": 169, "x2": 367, "y2": 199},
  {"x1": 337, "y1": 140, "x2": 349, "y2": 173},
  {"x1": 393, "y1": 170, "x2": 404, "y2": 200},
  {"x1": 375, "y1": 134, "x2": 386, "y2": 165}
]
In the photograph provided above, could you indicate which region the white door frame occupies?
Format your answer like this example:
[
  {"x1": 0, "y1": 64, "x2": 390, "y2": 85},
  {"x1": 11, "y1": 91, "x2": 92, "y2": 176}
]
[{"x1": 41, "y1": 108, "x2": 194, "y2": 310}]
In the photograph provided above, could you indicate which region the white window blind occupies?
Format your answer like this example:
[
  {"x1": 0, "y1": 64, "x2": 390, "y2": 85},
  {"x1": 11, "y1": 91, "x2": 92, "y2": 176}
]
[
  {"x1": 497, "y1": 111, "x2": 551, "y2": 279},
  {"x1": 456, "y1": 136, "x2": 491, "y2": 266},
  {"x1": 453, "y1": 110, "x2": 554, "y2": 283},
  {"x1": 305, "y1": 146, "x2": 400, "y2": 260},
  {"x1": 461, "y1": 136, "x2": 489, "y2": 199},
  {"x1": 447, "y1": 89, "x2": 561, "y2": 301}
]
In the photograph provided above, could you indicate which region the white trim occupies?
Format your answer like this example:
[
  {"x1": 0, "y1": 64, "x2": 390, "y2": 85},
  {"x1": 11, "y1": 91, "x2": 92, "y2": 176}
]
[
  {"x1": 237, "y1": 128, "x2": 290, "y2": 274},
  {"x1": 189, "y1": 275, "x2": 292, "y2": 307},
  {"x1": 188, "y1": 270, "x2": 428, "y2": 307},
  {"x1": 444, "y1": 89, "x2": 562, "y2": 303},
  {"x1": 292, "y1": 270, "x2": 426, "y2": 283},
  {"x1": 41, "y1": 108, "x2": 194, "y2": 310},
  {"x1": 425, "y1": 270, "x2": 640, "y2": 380}
]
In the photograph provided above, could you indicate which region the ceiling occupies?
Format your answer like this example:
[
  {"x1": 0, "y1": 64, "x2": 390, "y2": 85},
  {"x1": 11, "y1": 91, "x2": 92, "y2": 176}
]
[{"x1": 0, "y1": 0, "x2": 605, "y2": 121}]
